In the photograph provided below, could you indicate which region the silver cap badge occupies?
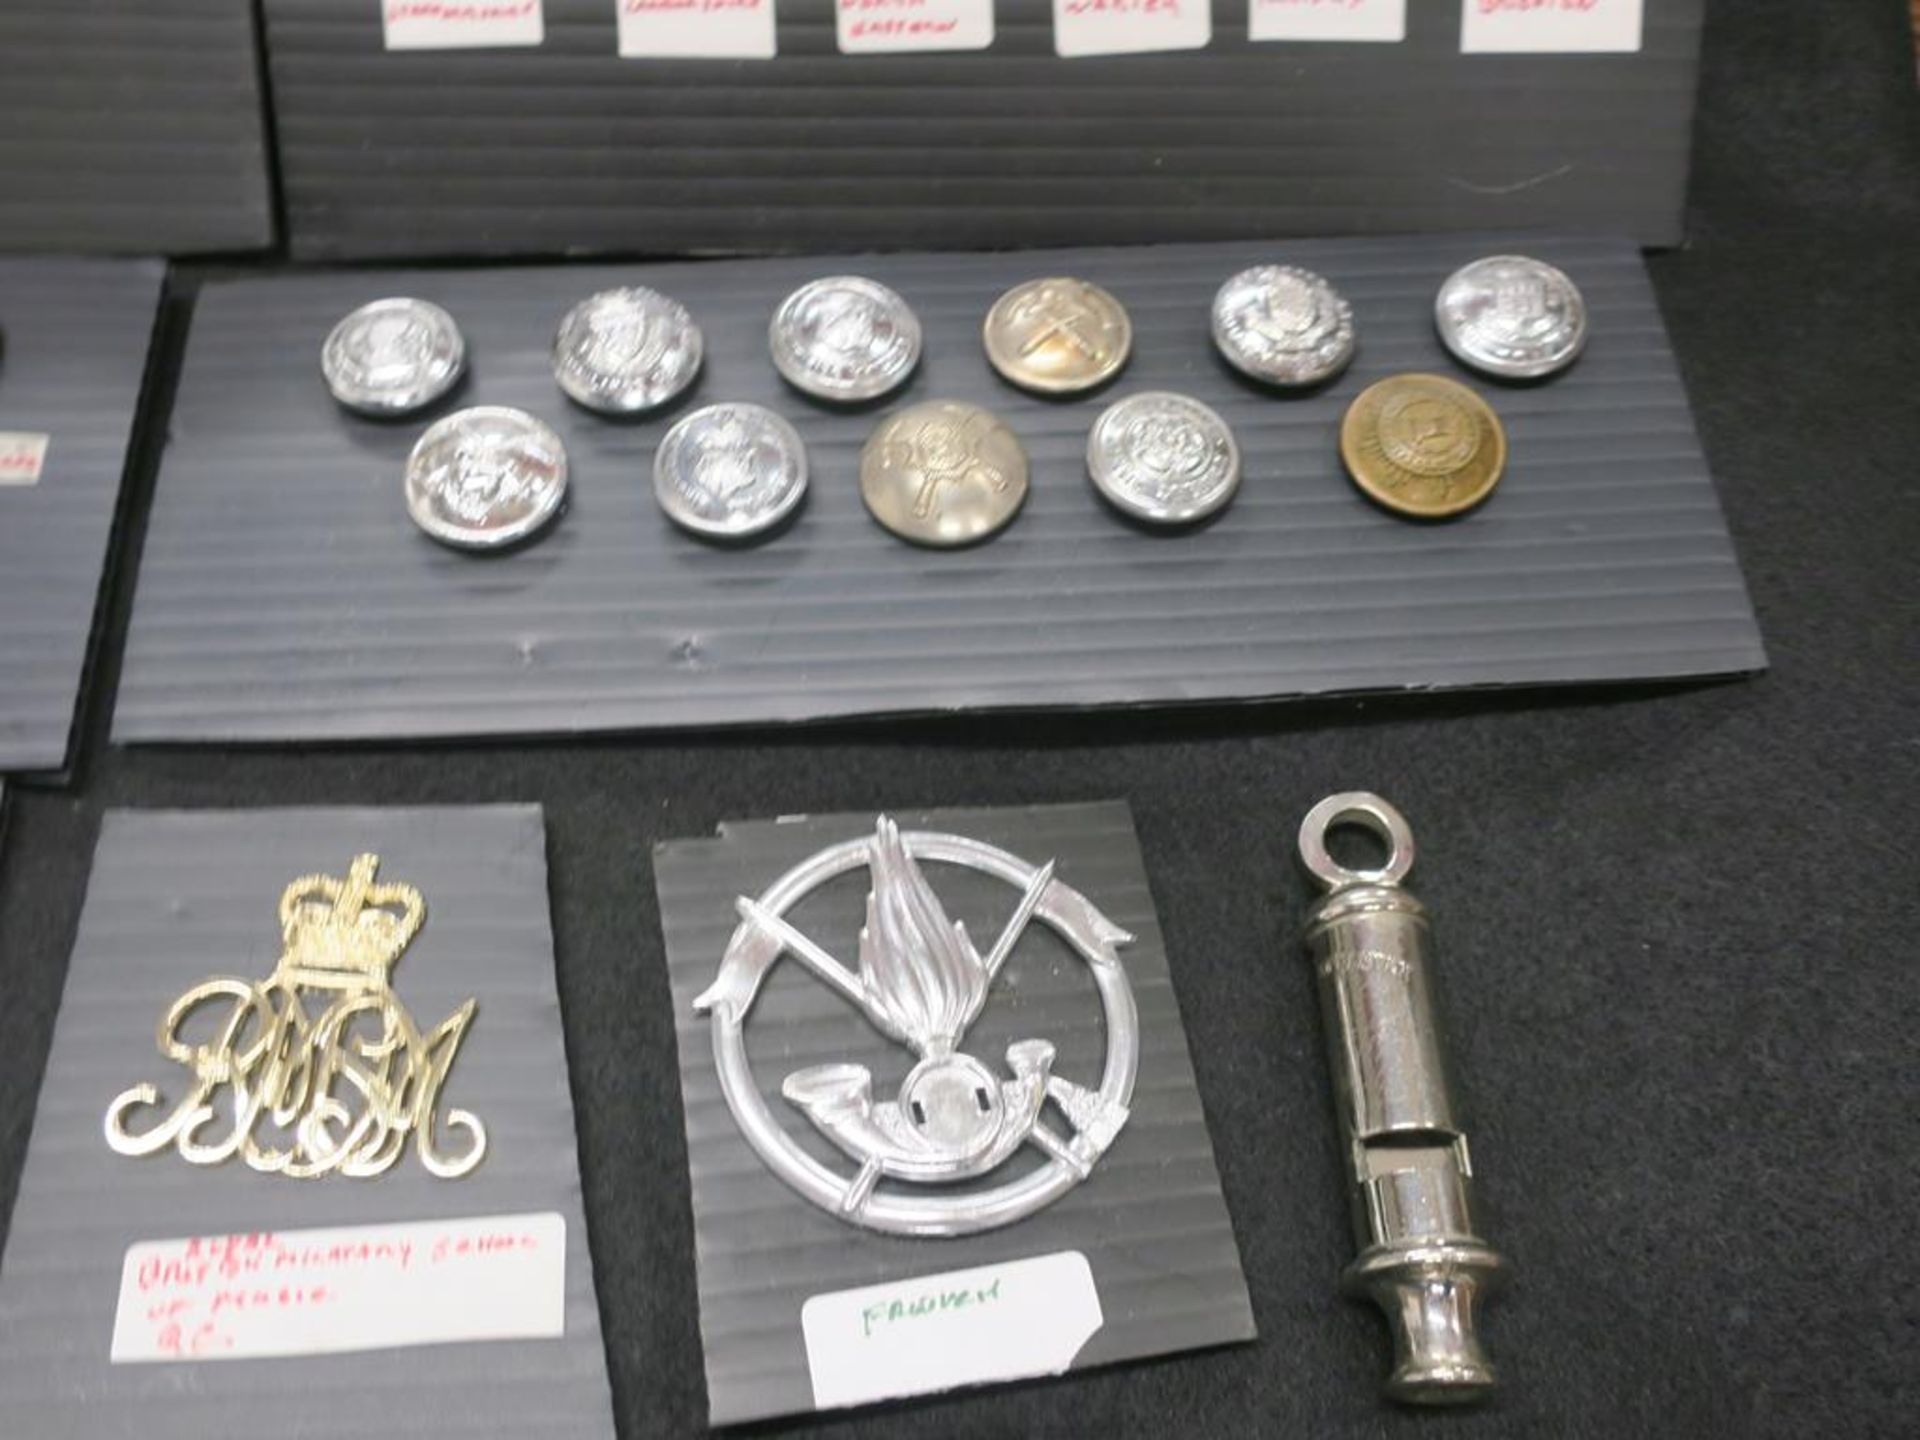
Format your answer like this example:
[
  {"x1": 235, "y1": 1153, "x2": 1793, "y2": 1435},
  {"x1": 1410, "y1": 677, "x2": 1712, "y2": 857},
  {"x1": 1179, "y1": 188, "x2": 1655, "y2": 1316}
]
[{"x1": 695, "y1": 818, "x2": 1139, "y2": 1235}]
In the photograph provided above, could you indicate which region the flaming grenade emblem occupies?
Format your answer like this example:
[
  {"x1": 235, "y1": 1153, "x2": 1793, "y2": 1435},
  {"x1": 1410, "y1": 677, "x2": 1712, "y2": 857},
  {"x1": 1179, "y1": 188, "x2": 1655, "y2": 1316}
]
[
  {"x1": 104, "y1": 855, "x2": 486, "y2": 1180},
  {"x1": 695, "y1": 819, "x2": 1139, "y2": 1235}
]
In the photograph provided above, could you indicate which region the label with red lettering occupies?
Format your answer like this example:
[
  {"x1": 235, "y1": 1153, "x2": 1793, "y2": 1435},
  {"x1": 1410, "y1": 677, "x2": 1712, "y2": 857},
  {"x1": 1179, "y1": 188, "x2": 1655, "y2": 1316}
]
[
  {"x1": 1053, "y1": 0, "x2": 1210, "y2": 58},
  {"x1": 110, "y1": 1212, "x2": 566, "y2": 1363},
  {"x1": 382, "y1": 0, "x2": 545, "y2": 50},
  {"x1": 1459, "y1": 0, "x2": 1642, "y2": 53},
  {"x1": 617, "y1": 0, "x2": 777, "y2": 57},
  {"x1": 1250, "y1": 0, "x2": 1403, "y2": 44},
  {"x1": 838, "y1": 0, "x2": 992, "y2": 53},
  {"x1": 0, "y1": 432, "x2": 49, "y2": 487}
]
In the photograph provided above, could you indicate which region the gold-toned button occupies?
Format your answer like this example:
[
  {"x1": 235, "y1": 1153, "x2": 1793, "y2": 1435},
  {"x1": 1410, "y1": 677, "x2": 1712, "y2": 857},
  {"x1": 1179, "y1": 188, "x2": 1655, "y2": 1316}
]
[
  {"x1": 982, "y1": 277, "x2": 1131, "y2": 395},
  {"x1": 860, "y1": 401, "x2": 1028, "y2": 547},
  {"x1": 1339, "y1": 373, "x2": 1506, "y2": 520}
]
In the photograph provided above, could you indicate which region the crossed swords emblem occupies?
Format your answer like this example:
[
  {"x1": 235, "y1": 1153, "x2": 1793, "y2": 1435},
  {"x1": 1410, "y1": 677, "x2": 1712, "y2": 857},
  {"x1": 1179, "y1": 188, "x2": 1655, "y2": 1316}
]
[{"x1": 695, "y1": 818, "x2": 1139, "y2": 1235}]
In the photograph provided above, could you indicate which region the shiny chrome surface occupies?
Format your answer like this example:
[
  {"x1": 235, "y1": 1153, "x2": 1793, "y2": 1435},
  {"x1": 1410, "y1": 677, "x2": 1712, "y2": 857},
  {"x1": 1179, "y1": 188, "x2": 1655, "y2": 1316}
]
[
  {"x1": 769, "y1": 275, "x2": 921, "y2": 403},
  {"x1": 321, "y1": 297, "x2": 465, "y2": 416},
  {"x1": 403, "y1": 405, "x2": 568, "y2": 551},
  {"x1": 552, "y1": 286, "x2": 703, "y2": 415},
  {"x1": 1298, "y1": 792, "x2": 1505, "y2": 1405},
  {"x1": 1211, "y1": 264, "x2": 1356, "y2": 387},
  {"x1": 653, "y1": 402, "x2": 808, "y2": 540},
  {"x1": 1435, "y1": 254, "x2": 1587, "y2": 381},
  {"x1": 1086, "y1": 391, "x2": 1240, "y2": 525},
  {"x1": 693, "y1": 817, "x2": 1138, "y2": 1236}
]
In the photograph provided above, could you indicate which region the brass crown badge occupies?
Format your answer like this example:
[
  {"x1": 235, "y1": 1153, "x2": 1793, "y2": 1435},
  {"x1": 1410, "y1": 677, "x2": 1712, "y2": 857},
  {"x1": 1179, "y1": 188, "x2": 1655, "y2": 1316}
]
[{"x1": 104, "y1": 854, "x2": 486, "y2": 1180}]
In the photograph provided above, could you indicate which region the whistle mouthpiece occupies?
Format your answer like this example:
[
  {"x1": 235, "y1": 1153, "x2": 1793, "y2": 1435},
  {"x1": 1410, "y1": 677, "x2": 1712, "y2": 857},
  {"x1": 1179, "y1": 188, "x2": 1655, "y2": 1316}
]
[{"x1": 1346, "y1": 1240, "x2": 1503, "y2": 1405}]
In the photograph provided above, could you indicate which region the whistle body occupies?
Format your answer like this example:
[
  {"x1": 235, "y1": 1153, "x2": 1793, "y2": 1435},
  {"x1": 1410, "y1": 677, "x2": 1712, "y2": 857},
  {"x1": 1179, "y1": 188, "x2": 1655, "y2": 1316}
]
[{"x1": 1298, "y1": 793, "x2": 1504, "y2": 1406}]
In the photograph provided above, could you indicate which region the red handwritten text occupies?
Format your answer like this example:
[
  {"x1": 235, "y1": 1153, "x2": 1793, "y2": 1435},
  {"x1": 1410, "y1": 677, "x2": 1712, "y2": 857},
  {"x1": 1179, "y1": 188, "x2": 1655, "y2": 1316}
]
[{"x1": 386, "y1": 1, "x2": 539, "y2": 21}]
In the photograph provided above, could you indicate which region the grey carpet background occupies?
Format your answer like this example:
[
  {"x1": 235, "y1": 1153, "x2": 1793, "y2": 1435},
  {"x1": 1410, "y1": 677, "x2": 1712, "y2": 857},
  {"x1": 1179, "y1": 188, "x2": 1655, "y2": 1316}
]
[{"x1": 0, "y1": 0, "x2": 1914, "y2": 1435}]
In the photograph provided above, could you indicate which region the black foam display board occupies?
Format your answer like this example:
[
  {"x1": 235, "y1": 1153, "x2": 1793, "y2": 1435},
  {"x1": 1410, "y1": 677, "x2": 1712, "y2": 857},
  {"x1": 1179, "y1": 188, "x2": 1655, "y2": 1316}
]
[
  {"x1": 0, "y1": 257, "x2": 164, "y2": 777},
  {"x1": 655, "y1": 801, "x2": 1254, "y2": 1425},
  {"x1": 113, "y1": 232, "x2": 1763, "y2": 748},
  {"x1": 263, "y1": 0, "x2": 1702, "y2": 262},
  {"x1": 0, "y1": 0, "x2": 274, "y2": 257},
  {"x1": 0, "y1": 805, "x2": 616, "y2": 1437}
]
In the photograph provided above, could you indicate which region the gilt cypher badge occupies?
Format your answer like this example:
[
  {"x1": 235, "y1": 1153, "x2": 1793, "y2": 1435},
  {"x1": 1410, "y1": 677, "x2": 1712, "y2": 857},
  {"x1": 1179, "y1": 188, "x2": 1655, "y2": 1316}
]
[{"x1": 104, "y1": 854, "x2": 486, "y2": 1180}]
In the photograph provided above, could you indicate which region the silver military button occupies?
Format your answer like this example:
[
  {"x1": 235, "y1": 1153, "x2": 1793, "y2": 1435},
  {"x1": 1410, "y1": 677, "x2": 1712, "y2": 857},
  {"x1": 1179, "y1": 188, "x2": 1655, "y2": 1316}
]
[
  {"x1": 769, "y1": 276, "x2": 922, "y2": 403},
  {"x1": 553, "y1": 287, "x2": 703, "y2": 414},
  {"x1": 1087, "y1": 392, "x2": 1241, "y2": 526},
  {"x1": 1435, "y1": 255, "x2": 1588, "y2": 380},
  {"x1": 1211, "y1": 265, "x2": 1355, "y2": 387},
  {"x1": 404, "y1": 406, "x2": 568, "y2": 551},
  {"x1": 322, "y1": 298, "x2": 465, "y2": 416},
  {"x1": 654, "y1": 403, "x2": 808, "y2": 540}
]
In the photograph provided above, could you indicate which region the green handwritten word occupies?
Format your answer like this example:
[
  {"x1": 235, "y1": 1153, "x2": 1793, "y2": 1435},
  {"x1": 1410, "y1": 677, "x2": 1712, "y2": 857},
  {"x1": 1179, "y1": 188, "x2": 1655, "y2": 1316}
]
[{"x1": 862, "y1": 1276, "x2": 1004, "y2": 1338}]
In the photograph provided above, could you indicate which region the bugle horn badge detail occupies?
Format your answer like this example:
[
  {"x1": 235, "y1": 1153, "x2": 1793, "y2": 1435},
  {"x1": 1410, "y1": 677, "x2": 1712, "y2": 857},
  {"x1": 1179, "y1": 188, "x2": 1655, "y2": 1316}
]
[
  {"x1": 104, "y1": 854, "x2": 487, "y2": 1181},
  {"x1": 695, "y1": 817, "x2": 1141, "y2": 1236}
]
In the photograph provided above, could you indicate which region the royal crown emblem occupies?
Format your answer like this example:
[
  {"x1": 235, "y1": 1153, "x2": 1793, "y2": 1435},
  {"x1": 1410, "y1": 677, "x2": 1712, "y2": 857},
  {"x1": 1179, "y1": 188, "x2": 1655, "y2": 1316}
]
[
  {"x1": 104, "y1": 855, "x2": 486, "y2": 1180},
  {"x1": 695, "y1": 817, "x2": 1139, "y2": 1235}
]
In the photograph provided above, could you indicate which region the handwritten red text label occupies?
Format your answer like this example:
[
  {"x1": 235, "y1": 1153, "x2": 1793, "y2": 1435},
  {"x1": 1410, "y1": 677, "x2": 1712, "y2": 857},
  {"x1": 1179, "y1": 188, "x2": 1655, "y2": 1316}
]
[
  {"x1": 112, "y1": 1212, "x2": 566, "y2": 1363},
  {"x1": 1250, "y1": 0, "x2": 1403, "y2": 44},
  {"x1": 1459, "y1": 0, "x2": 1641, "y2": 52},
  {"x1": 383, "y1": 0, "x2": 545, "y2": 50},
  {"x1": 0, "y1": 433, "x2": 49, "y2": 487},
  {"x1": 1054, "y1": 0, "x2": 1208, "y2": 55},
  {"x1": 618, "y1": 0, "x2": 776, "y2": 56},
  {"x1": 838, "y1": 0, "x2": 992, "y2": 52}
]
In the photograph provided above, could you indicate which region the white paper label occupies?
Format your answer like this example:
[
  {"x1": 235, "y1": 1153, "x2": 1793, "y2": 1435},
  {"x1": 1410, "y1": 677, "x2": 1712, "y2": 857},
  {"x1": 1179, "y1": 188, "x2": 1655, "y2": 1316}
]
[
  {"x1": 111, "y1": 1212, "x2": 565, "y2": 1363},
  {"x1": 618, "y1": 0, "x2": 777, "y2": 58},
  {"x1": 1460, "y1": 0, "x2": 1642, "y2": 53},
  {"x1": 382, "y1": 0, "x2": 545, "y2": 51},
  {"x1": 1054, "y1": 0, "x2": 1210, "y2": 59},
  {"x1": 1251, "y1": 0, "x2": 1403, "y2": 43},
  {"x1": 0, "y1": 432, "x2": 48, "y2": 487},
  {"x1": 838, "y1": 0, "x2": 994, "y2": 53},
  {"x1": 802, "y1": 1251, "x2": 1101, "y2": 1409}
]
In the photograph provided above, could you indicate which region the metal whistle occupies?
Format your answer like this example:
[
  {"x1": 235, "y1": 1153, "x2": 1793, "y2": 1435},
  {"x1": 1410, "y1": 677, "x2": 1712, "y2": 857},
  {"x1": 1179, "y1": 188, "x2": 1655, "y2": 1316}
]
[{"x1": 1297, "y1": 793, "x2": 1505, "y2": 1405}]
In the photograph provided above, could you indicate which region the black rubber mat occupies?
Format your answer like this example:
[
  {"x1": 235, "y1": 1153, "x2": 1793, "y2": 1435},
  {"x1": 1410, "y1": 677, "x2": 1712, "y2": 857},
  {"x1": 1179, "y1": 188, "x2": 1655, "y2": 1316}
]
[
  {"x1": 0, "y1": 258, "x2": 163, "y2": 775},
  {"x1": 655, "y1": 800, "x2": 1254, "y2": 1425},
  {"x1": 0, "y1": 0, "x2": 272, "y2": 255},
  {"x1": 115, "y1": 232, "x2": 1762, "y2": 747},
  {"x1": 0, "y1": 805, "x2": 615, "y2": 1437},
  {"x1": 263, "y1": 0, "x2": 1701, "y2": 260}
]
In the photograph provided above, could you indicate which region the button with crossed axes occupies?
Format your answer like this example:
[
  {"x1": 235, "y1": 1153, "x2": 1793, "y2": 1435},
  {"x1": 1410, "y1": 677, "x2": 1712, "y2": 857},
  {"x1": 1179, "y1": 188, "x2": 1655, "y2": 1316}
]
[{"x1": 983, "y1": 277, "x2": 1133, "y2": 395}]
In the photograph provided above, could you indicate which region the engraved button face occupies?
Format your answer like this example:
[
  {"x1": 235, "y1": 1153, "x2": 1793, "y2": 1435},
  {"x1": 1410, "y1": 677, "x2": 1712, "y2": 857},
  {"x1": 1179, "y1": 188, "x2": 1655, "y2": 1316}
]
[
  {"x1": 404, "y1": 406, "x2": 568, "y2": 550},
  {"x1": 770, "y1": 276, "x2": 922, "y2": 403},
  {"x1": 322, "y1": 298, "x2": 465, "y2": 416},
  {"x1": 860, "y1": 400, "x2": 1028, "y2": 547},
  {"x1": 1087, "y1": 391, "x2": 1241, "y2": 525},
  {"x1": 982, "y1": 278, "x2": 1131, "y2": 395},
  {"x1": 1211, "y1": 265, "x2": 1356, "y2": 387},
  {"x1": 1339, "y1": 374, "x2": 1506, "y2": 519},
  {"x1": 654, "y1": 402, "x2": 808, "y2": 540},
  {"x1": 552, "y1": 287, "x2": 703, "y2": 415},
  {"x1": 1435, "y1": 255, "x2": 1587, "y2": 381}
]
